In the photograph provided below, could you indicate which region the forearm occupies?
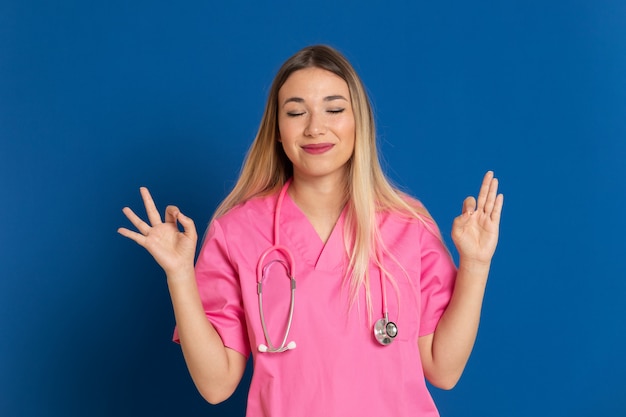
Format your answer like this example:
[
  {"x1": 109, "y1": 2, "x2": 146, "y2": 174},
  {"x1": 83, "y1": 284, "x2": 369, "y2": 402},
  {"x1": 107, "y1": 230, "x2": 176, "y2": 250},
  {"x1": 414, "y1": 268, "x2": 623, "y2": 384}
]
[
  {"x1": 420, "y1": 171, "x2": 502, "y2": 388},
  {"x1": 421, "y1": 259, "x2": 490, "y2": 389},
  {"x1": 167, "y1": 268, "x2": 245, "y2": 404}
]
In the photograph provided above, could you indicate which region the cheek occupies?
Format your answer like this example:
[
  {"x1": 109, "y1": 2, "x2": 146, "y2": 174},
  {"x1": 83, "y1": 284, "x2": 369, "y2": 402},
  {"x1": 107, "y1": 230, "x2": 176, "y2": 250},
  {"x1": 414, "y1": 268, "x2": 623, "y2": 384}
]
[
  {"x1": 277, "y1": 118, "x2": 296, "y2": 141},
  {"x1": 340, "y1": 119, "x2": 356, "y2": 145},
  {"x1": 338, "y1": 112, "x2": 356, "y2": 134},
  {"x1": 276, "y1": 126, "x2": 297, "y2": 157}
]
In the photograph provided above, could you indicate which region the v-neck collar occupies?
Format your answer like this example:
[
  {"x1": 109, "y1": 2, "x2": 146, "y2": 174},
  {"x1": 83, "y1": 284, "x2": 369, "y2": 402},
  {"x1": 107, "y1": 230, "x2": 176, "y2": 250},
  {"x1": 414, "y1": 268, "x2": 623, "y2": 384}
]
[{"x1": 279, "y1": 191, "x2": 347, "y2": 272}]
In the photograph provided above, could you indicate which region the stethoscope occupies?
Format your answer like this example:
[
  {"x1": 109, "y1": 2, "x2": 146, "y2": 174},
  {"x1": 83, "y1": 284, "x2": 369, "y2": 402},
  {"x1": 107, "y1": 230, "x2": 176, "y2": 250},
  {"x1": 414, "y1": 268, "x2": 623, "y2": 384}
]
[{"x1": 256, "y1": 179, "x2": 398, "y2": 353}]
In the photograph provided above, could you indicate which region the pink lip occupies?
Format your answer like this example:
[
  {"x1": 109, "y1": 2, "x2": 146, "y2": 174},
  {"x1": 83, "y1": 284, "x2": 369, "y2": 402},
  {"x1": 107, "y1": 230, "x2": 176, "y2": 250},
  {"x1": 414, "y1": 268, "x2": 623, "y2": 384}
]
[{"x1": 301, "y1": 143, "x2": 334, "y2": 154}]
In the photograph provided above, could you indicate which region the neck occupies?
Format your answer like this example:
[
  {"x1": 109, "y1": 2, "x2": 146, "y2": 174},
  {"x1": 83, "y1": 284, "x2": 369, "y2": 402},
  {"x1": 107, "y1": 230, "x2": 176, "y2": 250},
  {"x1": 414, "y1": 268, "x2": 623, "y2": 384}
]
[
  {"x1": 290, "y1": 174, "x2": 347, "y2": 216},
  {"x1": 288, "y1": 174, "x2": 348, "y2": 243}
]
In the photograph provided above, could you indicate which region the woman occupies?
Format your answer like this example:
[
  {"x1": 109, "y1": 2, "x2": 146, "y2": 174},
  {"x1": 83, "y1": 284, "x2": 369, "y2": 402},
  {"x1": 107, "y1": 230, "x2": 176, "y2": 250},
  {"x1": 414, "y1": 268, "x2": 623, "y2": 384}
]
[{"x1": 118, "y1": 45, "x2": 503, "y2": 416}]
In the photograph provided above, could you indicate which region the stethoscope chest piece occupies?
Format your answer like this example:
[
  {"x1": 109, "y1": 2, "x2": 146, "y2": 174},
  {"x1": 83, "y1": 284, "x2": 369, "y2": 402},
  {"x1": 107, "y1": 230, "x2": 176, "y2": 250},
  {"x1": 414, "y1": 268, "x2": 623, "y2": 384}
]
[{"x1": 374, "y1": 316, "x2": 398, "y2": 346}]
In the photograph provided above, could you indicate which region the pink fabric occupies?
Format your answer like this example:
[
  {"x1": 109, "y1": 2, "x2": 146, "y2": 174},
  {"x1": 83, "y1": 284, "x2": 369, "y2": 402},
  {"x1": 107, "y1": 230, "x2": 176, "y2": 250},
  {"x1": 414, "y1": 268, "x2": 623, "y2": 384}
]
[{"x1": 174, "y1": 190, "x2": 456, "y2": 416}]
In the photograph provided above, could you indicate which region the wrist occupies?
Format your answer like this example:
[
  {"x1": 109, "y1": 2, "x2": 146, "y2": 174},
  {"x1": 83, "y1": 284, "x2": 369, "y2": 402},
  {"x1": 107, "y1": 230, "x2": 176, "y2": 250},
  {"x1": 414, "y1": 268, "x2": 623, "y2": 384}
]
[
  {"x1": 166, "y1": 264, "x2": 196, "y2": 283},
  {"x1": 457, "y1": 257, "x2": 491, "y2": 277}
]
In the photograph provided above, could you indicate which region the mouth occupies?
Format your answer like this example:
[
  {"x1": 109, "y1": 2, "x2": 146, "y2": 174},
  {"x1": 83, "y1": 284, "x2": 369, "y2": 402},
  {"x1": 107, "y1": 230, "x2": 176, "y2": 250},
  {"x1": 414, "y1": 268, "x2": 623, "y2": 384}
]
[{"x1": 301, "y1": 143, "x2": 334, "y2": 154}]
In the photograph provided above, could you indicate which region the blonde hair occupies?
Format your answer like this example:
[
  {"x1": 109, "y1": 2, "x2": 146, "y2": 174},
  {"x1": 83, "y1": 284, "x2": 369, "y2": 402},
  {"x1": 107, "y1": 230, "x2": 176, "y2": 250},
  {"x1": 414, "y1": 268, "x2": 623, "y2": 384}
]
[{"x1": 213, "y1": 45, "x2": 439, "y2": 318}]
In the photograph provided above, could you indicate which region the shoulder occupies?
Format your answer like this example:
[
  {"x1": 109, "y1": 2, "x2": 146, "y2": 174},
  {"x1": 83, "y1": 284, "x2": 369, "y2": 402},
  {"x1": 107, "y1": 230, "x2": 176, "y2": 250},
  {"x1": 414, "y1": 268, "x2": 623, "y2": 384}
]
[
  {"x1": 215, "y1": 193, "x2": 276, "y2": 225},
  {"x1": 378, "y1": 196, "x2": 446, "y2": 250},
  {"x1": 200, "y1": 192, "x2": 278, "y2": 261},
  {"x1": 378, "y1": 194, "x2": 435, "y2": 231},
  {"x1": 378, "y1": 209, "x2": 426, "y2": 241}
]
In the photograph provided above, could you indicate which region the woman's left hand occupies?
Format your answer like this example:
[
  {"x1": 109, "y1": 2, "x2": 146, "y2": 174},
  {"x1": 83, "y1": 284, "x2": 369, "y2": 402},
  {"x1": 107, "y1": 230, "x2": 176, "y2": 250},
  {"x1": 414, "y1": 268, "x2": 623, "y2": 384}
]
[{"x1": 451, "y1": 171, "x2": 504, "y2": 265}]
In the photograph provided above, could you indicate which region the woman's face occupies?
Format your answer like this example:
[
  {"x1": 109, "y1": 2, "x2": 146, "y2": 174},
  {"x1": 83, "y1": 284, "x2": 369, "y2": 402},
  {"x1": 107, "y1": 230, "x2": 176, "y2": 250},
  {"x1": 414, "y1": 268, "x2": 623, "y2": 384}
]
[{"x1": 277, "y1": 67, "x2": 356, "y2": 184}]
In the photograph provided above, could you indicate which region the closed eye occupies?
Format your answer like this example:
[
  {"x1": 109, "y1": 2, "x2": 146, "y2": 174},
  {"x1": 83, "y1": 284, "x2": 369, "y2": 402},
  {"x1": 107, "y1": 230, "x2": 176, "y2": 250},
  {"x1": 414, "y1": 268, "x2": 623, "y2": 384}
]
[{"x1": 327, "y1": 108, "x2": 345, "y2": 114}]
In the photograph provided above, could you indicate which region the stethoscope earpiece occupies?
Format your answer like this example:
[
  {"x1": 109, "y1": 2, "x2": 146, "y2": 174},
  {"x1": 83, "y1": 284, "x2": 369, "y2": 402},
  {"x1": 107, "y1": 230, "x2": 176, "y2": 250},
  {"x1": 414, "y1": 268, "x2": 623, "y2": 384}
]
[{"x1": 258, "y1": 341, "x2": 296, "y2": 353}]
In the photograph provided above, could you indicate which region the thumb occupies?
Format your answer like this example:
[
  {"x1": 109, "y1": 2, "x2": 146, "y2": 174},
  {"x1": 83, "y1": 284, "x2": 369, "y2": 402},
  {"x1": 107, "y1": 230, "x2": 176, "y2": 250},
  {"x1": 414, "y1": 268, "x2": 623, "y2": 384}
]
[{"x1": 453, "y1": 196, "x2": 474, "y2": 230}]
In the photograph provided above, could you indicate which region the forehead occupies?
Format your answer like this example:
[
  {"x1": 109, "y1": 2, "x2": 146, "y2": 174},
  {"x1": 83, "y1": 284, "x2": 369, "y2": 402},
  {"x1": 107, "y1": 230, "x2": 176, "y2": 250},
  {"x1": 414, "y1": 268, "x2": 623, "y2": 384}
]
[{"x1": 278, "y1": 67, "x2": 350, "y2": 101}]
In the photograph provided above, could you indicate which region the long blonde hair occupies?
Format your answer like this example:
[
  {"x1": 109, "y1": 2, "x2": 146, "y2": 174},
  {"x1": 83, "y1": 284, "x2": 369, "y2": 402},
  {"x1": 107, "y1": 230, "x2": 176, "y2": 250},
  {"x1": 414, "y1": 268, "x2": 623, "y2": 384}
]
[{"x1": 213, "y1": 45, "x2": 439, "y2": 317}]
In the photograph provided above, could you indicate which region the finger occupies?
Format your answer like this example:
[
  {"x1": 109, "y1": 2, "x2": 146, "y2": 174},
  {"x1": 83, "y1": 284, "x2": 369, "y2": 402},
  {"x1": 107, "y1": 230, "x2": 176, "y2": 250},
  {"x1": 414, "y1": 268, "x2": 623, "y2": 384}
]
[
  {"x1": 165, "y1": 205, "x2": 198, "y2": 241},
  {"x1": 176, "y1": 210, "x2": 198, "y2": 241},
  {"x1": 117, "y1": 226, "x2": 147, "y2": 246},
  {"x1": 490, "y1": 193, "x2": 504, "y2": 223},
  {"x1": 463, "y1": 196, "x2": 477, "y2": 215},
  {"x1": 483, "y1": 177, "x2": 499, "y2": 214},
  {"x1": 476, "y1": 171, "x2": 494, "y2": 212},
  {"x1": 121, "y1": 206, "x2": 151, "y2": 235},
  {"x1": 164, "y1": 205, "x2": 180, "y2": 224},
  {"x1": 140, "y1": 187, "x2": 163, "y2": 226}
]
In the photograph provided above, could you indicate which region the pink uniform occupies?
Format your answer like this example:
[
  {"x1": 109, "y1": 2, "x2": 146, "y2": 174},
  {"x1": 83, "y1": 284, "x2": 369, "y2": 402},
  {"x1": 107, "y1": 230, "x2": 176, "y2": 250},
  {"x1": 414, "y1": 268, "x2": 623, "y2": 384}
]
[{"x1": 174, "y1": 189, "x2": 456, "y2": 416}]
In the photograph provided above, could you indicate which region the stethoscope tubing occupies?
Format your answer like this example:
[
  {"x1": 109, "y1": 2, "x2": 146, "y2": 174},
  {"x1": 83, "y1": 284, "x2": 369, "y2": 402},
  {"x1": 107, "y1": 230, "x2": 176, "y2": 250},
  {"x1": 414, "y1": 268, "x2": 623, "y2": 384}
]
[
  {"x1": 256, "y1": 178, "x2": 396, "y2": 352},
  {"x1": 256, "y1": 179, "x2": 297, "y2": 353},
  {"x1": 257, "y1": 249, "x2": 296, "y2": 352}
]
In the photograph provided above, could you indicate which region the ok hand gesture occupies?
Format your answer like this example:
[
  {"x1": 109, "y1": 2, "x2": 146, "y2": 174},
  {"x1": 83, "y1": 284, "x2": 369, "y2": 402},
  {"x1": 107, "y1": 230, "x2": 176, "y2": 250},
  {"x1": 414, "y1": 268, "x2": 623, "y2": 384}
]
[
  {"x1": 118, "y1": 187, "x2": 198, "y2": 276},
  {"x1": 451, "y1": 171, "x2": 504, "y2": 265}
]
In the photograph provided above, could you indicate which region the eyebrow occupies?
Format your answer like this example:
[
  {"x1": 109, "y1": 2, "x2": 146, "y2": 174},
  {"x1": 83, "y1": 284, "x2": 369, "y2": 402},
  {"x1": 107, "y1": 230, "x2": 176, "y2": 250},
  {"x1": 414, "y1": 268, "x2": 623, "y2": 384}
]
[{"x1": 282, "y1": 95, "x2": 349, "y2": 106}]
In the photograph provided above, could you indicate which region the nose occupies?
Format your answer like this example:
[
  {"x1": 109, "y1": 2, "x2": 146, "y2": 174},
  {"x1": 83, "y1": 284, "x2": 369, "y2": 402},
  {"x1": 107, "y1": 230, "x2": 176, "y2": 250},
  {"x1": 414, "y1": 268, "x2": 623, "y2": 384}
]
[{"x1": 304, "y1": 112, "x2": 326, "y2": 137}]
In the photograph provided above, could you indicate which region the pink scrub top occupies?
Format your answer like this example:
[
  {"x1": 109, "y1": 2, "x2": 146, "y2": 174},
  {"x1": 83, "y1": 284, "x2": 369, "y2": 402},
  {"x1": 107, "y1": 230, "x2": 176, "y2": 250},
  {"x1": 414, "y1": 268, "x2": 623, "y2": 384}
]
[{"x1": 174, "y1": 190, "x2": 456, "y2": 417}]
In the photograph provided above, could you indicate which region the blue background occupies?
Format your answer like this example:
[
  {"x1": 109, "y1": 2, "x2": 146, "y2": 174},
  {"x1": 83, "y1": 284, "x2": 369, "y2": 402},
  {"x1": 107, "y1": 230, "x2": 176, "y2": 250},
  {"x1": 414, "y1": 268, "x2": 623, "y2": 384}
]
[{"x1": 1, "y1": 1, "x2": 625, "y2": 416}]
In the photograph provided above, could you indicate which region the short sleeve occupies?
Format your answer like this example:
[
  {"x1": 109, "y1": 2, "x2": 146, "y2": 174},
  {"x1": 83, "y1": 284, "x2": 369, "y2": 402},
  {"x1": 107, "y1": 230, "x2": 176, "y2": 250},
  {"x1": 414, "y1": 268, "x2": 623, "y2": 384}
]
[
  {"x1": 172, "y1": 220, "x2": 251, "y2": 358},
  {"x1": 418, "y1": 223, "x2": 457, "y2": 336}
]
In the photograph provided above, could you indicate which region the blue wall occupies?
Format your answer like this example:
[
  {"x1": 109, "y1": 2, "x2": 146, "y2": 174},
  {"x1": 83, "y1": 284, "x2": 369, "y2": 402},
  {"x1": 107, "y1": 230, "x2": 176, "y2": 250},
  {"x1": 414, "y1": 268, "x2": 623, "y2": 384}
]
[{"x1": 1, "y1": 1, "x2": 625, "y2": 416}]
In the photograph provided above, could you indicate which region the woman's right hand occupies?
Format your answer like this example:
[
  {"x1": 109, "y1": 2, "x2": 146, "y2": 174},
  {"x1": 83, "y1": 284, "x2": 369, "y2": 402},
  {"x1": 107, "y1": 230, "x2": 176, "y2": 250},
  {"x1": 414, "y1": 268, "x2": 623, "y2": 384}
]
[
  {"x1": 118, "y1": 187, "x2": 198, "y2": 277},
  {"x1": 119, "y1": 190, "x2": 245, "y2": 402}
]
